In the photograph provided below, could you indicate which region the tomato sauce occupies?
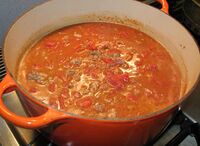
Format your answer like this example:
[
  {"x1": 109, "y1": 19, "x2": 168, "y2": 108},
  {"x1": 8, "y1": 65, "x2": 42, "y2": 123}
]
[{"x1": 17, "y1": 22, "x2": 182, "y2": 118}]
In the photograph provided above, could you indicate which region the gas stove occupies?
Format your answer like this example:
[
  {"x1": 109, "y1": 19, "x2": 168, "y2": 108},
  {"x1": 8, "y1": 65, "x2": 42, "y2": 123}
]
[{"x1": 0, "y1": 0, "x2": 199, "y2": 146}]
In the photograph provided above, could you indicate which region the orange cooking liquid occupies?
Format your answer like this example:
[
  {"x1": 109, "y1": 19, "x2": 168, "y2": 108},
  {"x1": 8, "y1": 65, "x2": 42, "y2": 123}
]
[{"x1": 17, "y1": 22, "x2": 181, "y2": 118}]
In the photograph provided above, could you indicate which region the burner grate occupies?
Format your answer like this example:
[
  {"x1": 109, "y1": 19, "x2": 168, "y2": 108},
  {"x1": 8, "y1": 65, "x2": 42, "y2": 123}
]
[
  {"x1": 146, "y1": 110, "x2": 200, "y2": 146},
  {"x1": 167, "y1": 0, "x2": 200, "y2": 44},
  {"x1": 0, "y1": 49, "x2": 6, "y2": 81},
  {"x1": 27, "y1": 133, "x2": 57, "y2": 146}
]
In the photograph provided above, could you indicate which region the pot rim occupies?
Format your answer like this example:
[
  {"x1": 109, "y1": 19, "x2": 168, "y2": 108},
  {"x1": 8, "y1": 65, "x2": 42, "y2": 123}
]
[{"x1": 3, "y1": 0, "x2": 200, "y2": 123}]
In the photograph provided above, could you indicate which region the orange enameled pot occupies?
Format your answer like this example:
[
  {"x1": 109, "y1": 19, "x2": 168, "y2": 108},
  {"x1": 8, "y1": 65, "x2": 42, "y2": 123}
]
[{"x1": 0, "y1": 0, "x2": 200, "y2": 146}]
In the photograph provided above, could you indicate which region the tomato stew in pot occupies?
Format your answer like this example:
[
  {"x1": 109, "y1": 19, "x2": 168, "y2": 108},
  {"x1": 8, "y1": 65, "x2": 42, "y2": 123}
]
[{"x1": 16, "y1": 22, "x2": 181, "y2": 119}]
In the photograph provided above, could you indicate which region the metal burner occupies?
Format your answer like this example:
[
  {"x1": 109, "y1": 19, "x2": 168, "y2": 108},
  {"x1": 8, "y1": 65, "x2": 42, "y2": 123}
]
[
  {"x1": 0, "y1": 49, "x2": 6, "y2": 81},
  {"x1": 167, "y1": 0, "x2": 200, "y2": 44}
]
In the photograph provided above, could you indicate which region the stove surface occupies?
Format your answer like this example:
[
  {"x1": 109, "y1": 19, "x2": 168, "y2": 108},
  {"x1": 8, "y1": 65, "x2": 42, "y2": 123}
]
[{"x1": 0, "y1": 0, "x2": 199, "y2": 146}]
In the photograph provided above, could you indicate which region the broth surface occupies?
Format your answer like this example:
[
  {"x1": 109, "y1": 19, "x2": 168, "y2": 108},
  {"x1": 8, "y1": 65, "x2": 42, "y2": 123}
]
[{"x1": 17, "y1": 22, "x2": 181, "y2": 118}]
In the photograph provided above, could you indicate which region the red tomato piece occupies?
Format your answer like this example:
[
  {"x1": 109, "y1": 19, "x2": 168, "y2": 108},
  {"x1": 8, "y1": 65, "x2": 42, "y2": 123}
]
[
  {"x1": 107, "y1": 73, "x2": 129, "y2": 89},
  {"x1": 121, "y1": 73, "x2": 129, "y2": 82},
  {"x1": 29, "y1": 87, "x2": 37, "y2": 93},
  {"x1": 45, "y1": 41, "x2": 57, "y2": 48},
  {"x1": 107, "y1": 49, "x2": 121, "y2": 54},
  {"x1": 80, "y1": 100, "x2": 92, "y2": 108},
  {"x1": 72, "y1": 91, "x2": 81, "y2": 98},
  {"x1": 32, "y1": 63, "x2": 42, "y2": 70},
  {"x1": 102, "y1": 57, "x2": 114, "y2": 64},
  {"x1": 61, "y1": 89, "x2": 69, "y2": 98},
  {"x1": 83, "y1": 68, "x2": 90, "y2": 75},
  {"x1": 145, "y1": 64, "x2": 158, "y2": 72},
  {"x1": 48, "y1": 83, "x2": 56, "y2": 93},
  {"x1": 119, "y1": 31, "x2": 129, "y2": 38},
  {"x1": 90, "y1": 71, "x2": 98, "y2": 79},
  {"x1": 135, "y1": 60, "x2": 143, "y2": 67},
  {"x1": 77, "y1": 97, "x2": 92, "y2": 108},
  {"x1": 84, "y1": 67, "x2": 98, "y2": 78},
  {"x1": 149, "y1": 64, "x2": 158, "y2": 72},
  {"x1": 49, "y1": 97, "x2": 58, "y2": 108},
  {"x1": 127, "y1": 93, "x2": 138, "y2": 102},
  {"x1": 75, "y1": 44, "x2": 84, "y2": 52},
  {"x1": 87, "y1": 41, "x2": 97, "y2": 50},
  {"x1": 58, "y1": 96, "x2": 65, "y2": 109},
  {"x1": 137, "y1": 66, "x2": 146, "y2": 74}
]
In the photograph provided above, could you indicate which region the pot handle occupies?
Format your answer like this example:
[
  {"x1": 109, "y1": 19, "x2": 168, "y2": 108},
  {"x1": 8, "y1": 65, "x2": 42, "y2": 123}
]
[
  {"x1": 0, "y1": 73, "x2": 68, "y2": 128},
  {"x1": 156, "y1": 0, "x2": 169, "y2": 14}
]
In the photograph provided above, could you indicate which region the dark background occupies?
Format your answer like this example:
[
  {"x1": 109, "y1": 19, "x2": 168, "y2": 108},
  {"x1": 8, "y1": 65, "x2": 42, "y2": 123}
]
[{"x1": 0, "y1": 0, "x2": 46, "y2": 47}]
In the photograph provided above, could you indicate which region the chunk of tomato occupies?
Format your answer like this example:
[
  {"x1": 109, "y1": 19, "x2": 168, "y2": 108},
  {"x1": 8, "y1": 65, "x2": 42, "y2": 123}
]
[
  {"x1": 107, "y1": 49, "x2": 121, "y2": 54},
  {"x1": 29, "y1": 87, "x2": 37, "y2": 93},
  {"x1": 49, "y1": 97, "x2": 58, "y2": 108},
  {"x1": 107, "y1": 73, "x2": 129, "y2": 89},
  {"x1": 45, "y1": 41, "x2": 57, "y2": 48},
  {"x1": 48, "y1": 83, "x2": 56, "y2": 93},
  {"x1": 77, "y1": 97, "x2": 92, "y2": 108},
  {"x1": 75, "y1": 44, "x2": 84, "y2": 52},
  {"x1": 58, "y1": 96, "x2": 65, "y2": 109},
  {"x1": 87, "y1": 41, "x2": 97, "y2": 50},
  {"x1": 127, "y1": 93, "x2": 138, "y2": 102},
  {"x1": 102, "y1": 57, "x2": 114, "y2": 64}
]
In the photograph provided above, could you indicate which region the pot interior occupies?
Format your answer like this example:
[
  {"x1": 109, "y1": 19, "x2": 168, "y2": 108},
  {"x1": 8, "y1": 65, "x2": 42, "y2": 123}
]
[{"x1": 3, "y1": 0, "x2": 200, "y2": 116}]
